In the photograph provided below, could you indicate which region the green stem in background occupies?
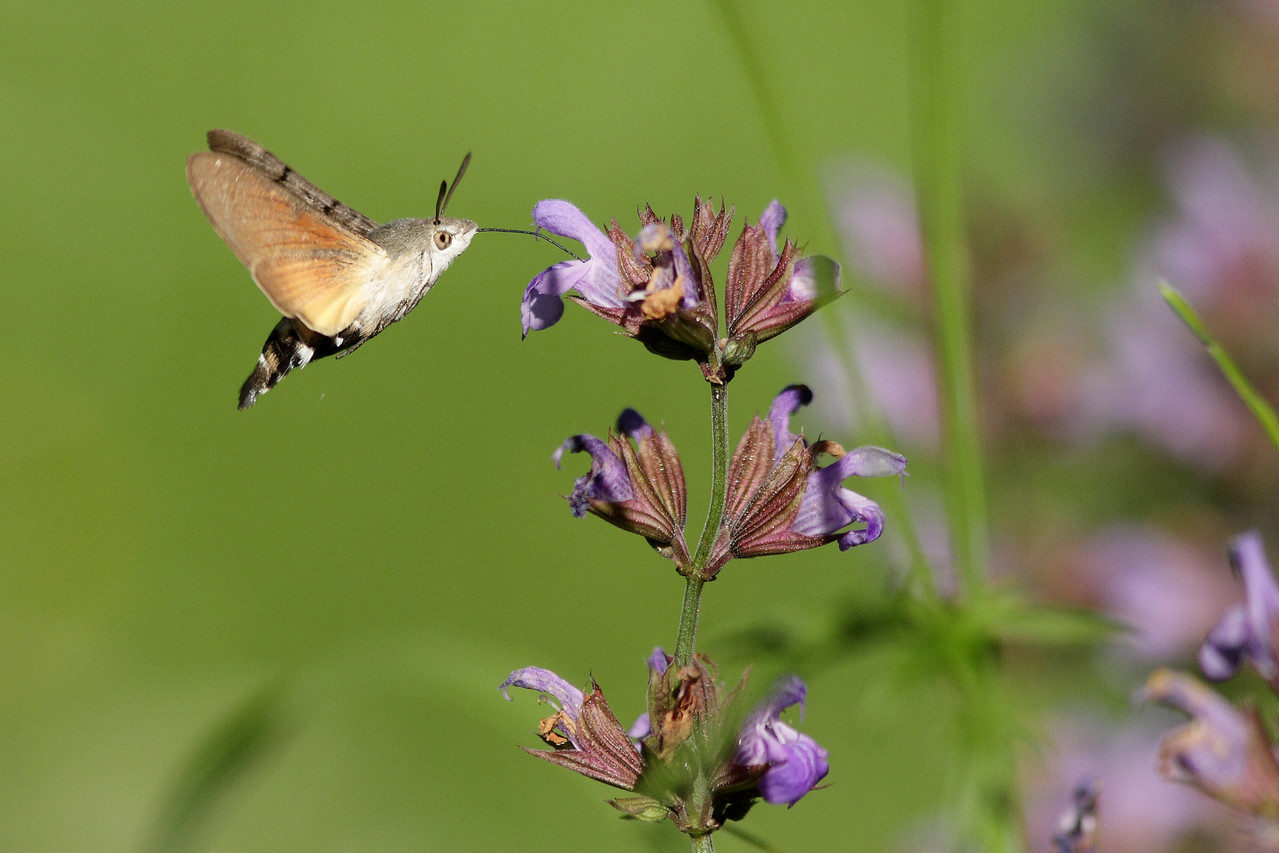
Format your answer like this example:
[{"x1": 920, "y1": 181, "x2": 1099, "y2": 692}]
[
  {"x1": 675, "y1": 381, "x2": 731, "y2": 667},
  {"x1": 707, "y1": 0, "x2": 840, "y2": 255},
  {"x1": 910, "y1": 3, "x2": 1020, "y2": 852},
  {"x1": 708, "y1": 0, "x2": 799, "y2": 189},
  {"x1": 1161, "y1": 282, "x2": 1279, "y2": 455},
  {"x1": 909, "y1": 0, "x2": 989, "y2": 598},
  {"x1": 818, "y1": 312, "x2": 937, "y2": 598}
]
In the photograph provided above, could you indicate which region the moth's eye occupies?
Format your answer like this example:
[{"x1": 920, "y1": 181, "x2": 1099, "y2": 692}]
[{"x1": 435, "y1": 231, "x2": 453, "y2": 250}]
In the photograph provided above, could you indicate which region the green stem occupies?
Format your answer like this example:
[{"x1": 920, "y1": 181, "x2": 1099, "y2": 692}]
[
  {"x1": 909, "y1": 0, "x2": 989, "y2": 597},
  {"x1": 690, "y1": 831, "x2": 716, "y2": 853},
  {"x1": 692, "y1": 382, "x2": 731, "y2": 568},
  {"x1": 674, "y1": 575, "x2": 706, "y2": 669},
  {"x1": 675, "y1": 382, "x2": 730, "y2": 667},
  {"x1": 1161, "y1": 282, "x2": 1279, "y2": 455}
]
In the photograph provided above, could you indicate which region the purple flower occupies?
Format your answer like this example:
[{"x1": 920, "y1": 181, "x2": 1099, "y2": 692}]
[
  {"x1": 521, "y1": 200, "x2": 719, "y2": 362},
  {"x1": 521, "y1": 197, "x2": 840, "y2": 381},
  {"x1": 504, "y1": 651, "x2": 831, "y2": 831},
  {"x1": 521, "y1": 200, "x2": 625, "y2": 337},
  {"x1": 708, "y1": 385, "x2": 906, "y2": 575},
  {"x1": 500, "y1": 667, "x2": 585, "y2": 746},
  {"x1": 500, "y1": 667, "x2": 645, "y2": 791},
  {"x1": 1199, "y1": 531, "x2": 1279, "y2": 688},
  {"x1": 1144, "y1": 668, "x2": 1279, "y2": 817},
  {"x1": 827, "y1": 161, "x2": 927, "y2": 297},
  {"x1": 1021, "y1": 713, "x2": 1223, "y2": 853},
  {"x1": 553, "y1": 408, "x2": 690, "y2": 566},
  {"x1": 734, "y1": 674, "x2": 829, "y2": 806},
  {"x1": 723, "y1": 202, "x2": 843, "y2": 360}
]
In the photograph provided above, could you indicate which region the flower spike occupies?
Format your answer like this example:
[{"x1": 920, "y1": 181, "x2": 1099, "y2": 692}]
[{"x1": 521, "y1": 198, "x2": 840, "y2": 382}]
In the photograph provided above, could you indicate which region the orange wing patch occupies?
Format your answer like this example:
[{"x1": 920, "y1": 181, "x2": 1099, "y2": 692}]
[{"x1": 187, "y1": 152, "x2": 386, "y2": 336}]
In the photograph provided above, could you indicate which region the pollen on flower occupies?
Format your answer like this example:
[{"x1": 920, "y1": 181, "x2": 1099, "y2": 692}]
[
  {"x1": 811, "y1": 439, "x2": 847, "y2": 459},
  {"x1": 642, "y1": 278, "x2": 686, "y2": 320},
  {"x1": 538, "y1": 711, "x2": 575, "y2": 747}
]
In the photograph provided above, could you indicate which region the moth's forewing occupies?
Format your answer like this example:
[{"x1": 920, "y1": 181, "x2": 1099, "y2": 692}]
[{"x1": 186, "y1": 148, "x2": 385, "y2": 337}]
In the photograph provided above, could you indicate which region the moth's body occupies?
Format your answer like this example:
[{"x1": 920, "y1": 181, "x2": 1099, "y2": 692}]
[{"x1": 186, "y1": 129, "x2": 476, "y2": 408}]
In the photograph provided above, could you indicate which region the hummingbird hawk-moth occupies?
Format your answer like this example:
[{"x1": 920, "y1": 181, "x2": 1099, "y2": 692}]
[{"x1": 187, "y1": 130, "x2": 477, "y2": 409}]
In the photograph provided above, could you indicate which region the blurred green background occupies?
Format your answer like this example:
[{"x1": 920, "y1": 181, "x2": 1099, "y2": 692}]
[{"x1": 5, "y1": 0, "x2": 1273, "y2": 850}]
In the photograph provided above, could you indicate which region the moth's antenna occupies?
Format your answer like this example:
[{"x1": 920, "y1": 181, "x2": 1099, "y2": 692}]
[
  {"x1": 433, "y1": 181, "x2": 447, "y2": 222},
  {"x1": 476, "y1": 227, "x2": 584, "y2": 261},
  {"x1": 436, "y1": 152, "x2": 472, "y2": 221}
]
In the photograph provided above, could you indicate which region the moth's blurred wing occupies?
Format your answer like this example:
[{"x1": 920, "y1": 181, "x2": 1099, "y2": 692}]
[{"x1": 187, "y1": 151, "x2": 386, "y2": 337}]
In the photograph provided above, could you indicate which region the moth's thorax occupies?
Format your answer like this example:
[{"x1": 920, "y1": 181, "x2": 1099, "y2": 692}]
[{"x1": 356, "y1": 216, "x2": 478, "y2": 329}]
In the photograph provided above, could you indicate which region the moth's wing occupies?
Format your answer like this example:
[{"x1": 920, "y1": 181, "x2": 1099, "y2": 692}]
[
  {"x1": 187, "y1": 145, "x2": 386, "y2": 337},
  {"x1": 203, "y1": 129, "x2": 380, "y2": 237}
]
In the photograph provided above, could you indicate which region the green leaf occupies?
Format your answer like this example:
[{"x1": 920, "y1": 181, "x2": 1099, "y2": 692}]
[
  {"x1": 608, "y1": 796, "x2": 669, "y2": 823},
  {"x1": 989, "y1": 603, "x2": 1124, "y2": 647},
  {"x1": 143, "y1": 681, "x2": 292, "y2": 853}
]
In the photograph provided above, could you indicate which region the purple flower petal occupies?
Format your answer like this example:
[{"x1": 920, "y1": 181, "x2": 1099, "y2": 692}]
[
  {"x1": 792, "y1": 447, "x2": 906, "y2": 548},
  {"x1": 767, "y1": 385, "x2": 813, "y2": 463},
  {"x1": 521, "y1": 200, "x2": 624, "y2": 337},
  {"x1": 500, "y1": 666, "x2": 586, "y2": 731},
  {"x1": 759, "y1": 200, "x2": 787, "y2": 256},
  {"x1": 534, "y1": 200, "x2": 619, "y2": 263},
  {"x1": 757, "y1": 731, "x2": 828, "y2": 806},
  {"x1": 1199, "y1": 605, "x2": 1249, "y2": 680},
  {"x1": 1144, "y1": 668, "x2": 1279, "y2": 812},
  {"x1": 735, "y1": 675, "x2": 828, "y2": 806},
  {"x1": 553, "y1": 434, "x2": 634, "y2": 517},
  {"x1": 788, "y1": 256, "x2": 841, "y2": 303},
  {"x1": 1199, "y1": 531, "x2": 1279, "y2": 684},
  {"x1": 616, "y1": 408, "x2": 652, "y2": 442},
  {"x1": 1237, "y1": 531, "x2": 1279, "y2": 679}
]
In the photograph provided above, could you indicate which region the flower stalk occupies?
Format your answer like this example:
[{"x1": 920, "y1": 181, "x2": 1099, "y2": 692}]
[
  {"x1": 509, "y1": 196, "x2": 898, "y2": 850},
  {"x1": 677, "y1": 382, "x2": 732, "y2": 667}
]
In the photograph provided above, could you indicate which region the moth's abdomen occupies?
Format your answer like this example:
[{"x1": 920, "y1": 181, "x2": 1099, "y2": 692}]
[{"x1": 239, "y1": 318, "x2": 351, "y2": 409}]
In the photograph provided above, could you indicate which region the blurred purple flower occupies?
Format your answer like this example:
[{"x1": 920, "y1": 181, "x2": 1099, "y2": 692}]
[
  {"x1": 1066, "y1": 526, "x2": 1236, "y2": 662},
  {"x1": 1200, "y1": 531, "x2": 1279, "y2": 688},
  {"x1": 827, "y1": 162, "x2": 927, "y2": 298},
  {"x1": 733, "y1": 674, "x2": 829, "y2": 806},
  {"x1": 1145, "y1": 668, "x2": 1279, "y2": 818},
  {"x1": 1069, "y1": 289, "x2": 1249, "y2": 469},
  {"x1": 1049, "y1": 779, "x2": 1097, "y2": 853},
  {"x1": 1149, "y1": 135, "x2": 1279, "y2": 310},
  {"x1": 1021, "y1": 714, "x2": 1225, "y2": 853},
  {"x1": 1069, "y1": 133, "x2": 1279, "y2": 468},
  {"x1": 795, "y1": 163, "x2": 937, "y2": 450}
]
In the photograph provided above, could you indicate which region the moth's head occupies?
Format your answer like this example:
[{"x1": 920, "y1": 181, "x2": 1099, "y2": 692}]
[{"x1": 430, "y1": 216, "x2": 478, "y2": 262}]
